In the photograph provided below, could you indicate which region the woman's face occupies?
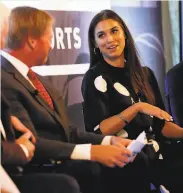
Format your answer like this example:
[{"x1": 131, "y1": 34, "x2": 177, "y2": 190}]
[{"x1": 94, "y1": 19, "x2": 125, "y2": 62}]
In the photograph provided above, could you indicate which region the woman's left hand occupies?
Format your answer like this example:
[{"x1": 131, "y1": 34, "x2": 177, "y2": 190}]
[{"x1": 135, "y1": 102, "x2": 173, "y2": 121}]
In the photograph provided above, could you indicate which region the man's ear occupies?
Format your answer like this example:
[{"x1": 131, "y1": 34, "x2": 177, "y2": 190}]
[{"x1": 27, "y1": 36, "x2": 37, "y2": 50}]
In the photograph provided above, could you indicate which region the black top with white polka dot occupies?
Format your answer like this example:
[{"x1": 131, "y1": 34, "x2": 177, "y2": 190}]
[{"x1": 81, "y1": 60, "x2": 165, "y2": 140}]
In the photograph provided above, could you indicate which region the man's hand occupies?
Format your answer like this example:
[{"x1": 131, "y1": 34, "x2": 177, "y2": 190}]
[
  {"x1": 11, "y1": 116, "x2": 36, "y2": 143},
  {"x1": 111, "y1": 137, "x2": 136, "y2": 162},
  {"x1": 15, "y1": 132, "x2": 35, "y2": 161},
  {"x1": 91, "y1": 145, "x2": 132, "y2": 168},
  {"x1": 111, "y1": 136, "x2": 132, "y2": 148}
]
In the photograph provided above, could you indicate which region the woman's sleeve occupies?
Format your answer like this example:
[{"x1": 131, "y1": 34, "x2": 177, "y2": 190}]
[
  {"x1": 146, "y1": 67, "x2": 165, "y2": 137},
  {"x1": 81, "y1": 70, "x2": 110, "y2": 133}
]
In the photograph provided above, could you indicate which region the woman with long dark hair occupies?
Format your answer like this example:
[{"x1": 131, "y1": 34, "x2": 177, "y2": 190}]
[
  {"x1": 82, "y1": 9, "x2": 183, "y2": 140},
  {"x1": 82, "y1": 9, "x2": 183, "y2": 192}
]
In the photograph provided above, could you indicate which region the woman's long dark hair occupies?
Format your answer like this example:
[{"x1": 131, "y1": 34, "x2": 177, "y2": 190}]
[{"x1": 88, "y1": 9, "x2": 155, "y2": 104}]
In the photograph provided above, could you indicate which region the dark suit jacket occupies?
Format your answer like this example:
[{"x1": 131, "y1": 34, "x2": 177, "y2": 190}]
[
  {"x1": 1, "y1": 55, "x2": 104, "y2": 163},
  {"x1": 1, "y1": 94, "x2": 28, "y2": 165},
  {"x1": 165, "y1": 62, "x2": 183, "y2": 127}
]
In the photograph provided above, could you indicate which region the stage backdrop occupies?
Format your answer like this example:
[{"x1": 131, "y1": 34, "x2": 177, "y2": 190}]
[
  {"x1": 3, "y1": 0, "x2": 166, "y2": 131},
  {"x1": 112, "y1": 1, "x2": 165, "y2": 97}
]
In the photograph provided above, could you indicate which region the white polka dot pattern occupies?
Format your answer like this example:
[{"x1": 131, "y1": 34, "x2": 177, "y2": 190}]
[
  {"x1": 113, "y1": 82, "x2": 130, "y2": 96},
  {"x1": 94, "y1": 75, "x2": 107, "y2": 93}
]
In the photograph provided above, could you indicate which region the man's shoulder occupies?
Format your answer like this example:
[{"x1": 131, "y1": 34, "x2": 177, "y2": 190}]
[
  {"x1": 0, "y1": 54, "x2": 9, "y2": 67},
  {"x1": 165, "y1": 62, "x2": 183, "y2": 89},
  {"x1": 167, "y1": 62, "x2": 183, "y2": 77},
  {"x1": 0, "y1": 55, "x2": 16, "y2": 75}
]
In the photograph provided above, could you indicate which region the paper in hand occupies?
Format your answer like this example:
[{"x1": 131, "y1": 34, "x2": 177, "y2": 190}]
[{"x1": 127, "y1": 131, "x2": 147, "y2": 156}]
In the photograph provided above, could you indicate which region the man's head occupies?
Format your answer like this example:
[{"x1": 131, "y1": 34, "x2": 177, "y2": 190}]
[
  {"x1": 0, "y1": 3, "x2": 10, "y2": 49},
  {"x1": 6, "y1": 6, "x2": 53, "y2": 65}
]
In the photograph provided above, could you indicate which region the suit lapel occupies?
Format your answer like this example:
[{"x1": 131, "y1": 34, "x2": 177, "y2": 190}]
[
  {"x1": 1, "y1": 57, "x2": 52, "y2": 109},
  {"x1": 15, "y1": 71, "x2": 58, "y2": 119},
  {"x1": 38, "y1": 76, "x2": 70, "y2": 138},
  {"x1": 1, "y1": 56, "x2": 69, "y2": 139}
]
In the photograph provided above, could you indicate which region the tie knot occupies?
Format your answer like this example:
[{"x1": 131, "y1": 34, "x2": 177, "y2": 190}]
[{"x1": 27, "y1": 69, "x2": 37, "y2": 80}]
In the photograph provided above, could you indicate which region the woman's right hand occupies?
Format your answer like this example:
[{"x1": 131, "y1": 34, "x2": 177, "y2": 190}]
[{"x1": 135, "y1": 102, "x2": 173, "y2": 122}]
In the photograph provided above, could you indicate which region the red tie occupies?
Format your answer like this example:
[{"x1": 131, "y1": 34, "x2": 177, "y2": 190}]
[{"x1": 27, "y1": 69, "x2": 54, "y2": 109}]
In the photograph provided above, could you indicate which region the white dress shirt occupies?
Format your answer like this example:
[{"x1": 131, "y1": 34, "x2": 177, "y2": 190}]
[
  {"x1": 1, "y1": 50, "x2": 112, "y2": 160},
  {"x1": 0, "y1": 120, "x2": 6, "y2": 140}
]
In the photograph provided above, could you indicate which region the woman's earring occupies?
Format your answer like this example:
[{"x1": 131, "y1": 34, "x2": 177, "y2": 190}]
[
  {"x1": 94, "y1": 47, "x2": 97, "y2": 54},
  {"x1": 125, "y1": 38, "x2": 129, "y2": 45}
]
